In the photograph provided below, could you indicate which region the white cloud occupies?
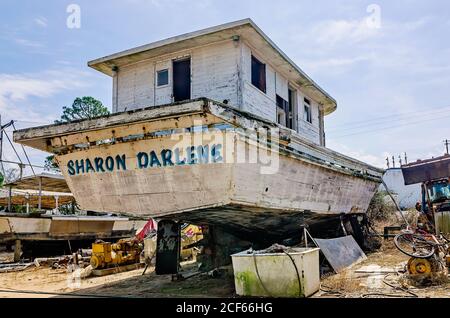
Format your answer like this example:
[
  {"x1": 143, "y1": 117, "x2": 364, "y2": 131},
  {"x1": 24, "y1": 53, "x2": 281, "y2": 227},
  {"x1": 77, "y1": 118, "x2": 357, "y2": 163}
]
[
  {"x1": 0, "y1": 68, "x2": 94, "y2": 174},
  {"x1": 301, "y1": 55, "x2": 373, "y2": 73},
  {"x1": 327, "y1": 140, "x2": 388, "y2": 168},
  {"x1": 311, "y1": 18, "x2": 381, "y2": 46},
  {"x1": 125, "y1": 0, "x2": 211, "y2": 9},
  {"x1": 0, "y1": 68, "x2": 91, "y2": 122},
  {"x1": 34, "y1": 17, "x2": 48, "y2": 28},
  {"x1": 14, "y1": 38, "x2": 44, "y2": 48},
  {"x1": 302, "y1": 15, "x2": 430, "y2": 50}
]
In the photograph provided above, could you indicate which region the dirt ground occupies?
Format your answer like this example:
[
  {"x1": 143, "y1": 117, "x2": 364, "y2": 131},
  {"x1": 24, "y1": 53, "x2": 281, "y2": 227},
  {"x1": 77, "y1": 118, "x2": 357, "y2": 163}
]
[
  {"x1": 316, "y1": 241, "x2": 449, "y2": 298},
  {"x1": 0, "y1": 240, "x2": 448, "y2": 298},
  {"x1": 0, "y1": 257, "x2": 235, "y2": 298}
]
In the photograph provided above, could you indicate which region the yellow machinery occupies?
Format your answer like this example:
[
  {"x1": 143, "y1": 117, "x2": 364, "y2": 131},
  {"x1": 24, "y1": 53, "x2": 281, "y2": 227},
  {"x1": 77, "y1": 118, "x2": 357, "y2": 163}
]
[
  {"x1": 407, "y1": 257, "x2": 436, "y2": 275},
  {"x1": 90, "y1": 238, "x2": 143, "y2": 269},
  {"x1": 143, "y1": 224, "x2": 203, "y2": 262},
  {"x1": 406, "y1": 254, "x2": 449, "y2": 275},
  {"x1": 180, "y1": 224, "x2": 203, "y2": 260},
  {"x1": 91, "y1": 222, "x2": 203, "y2": 270}
]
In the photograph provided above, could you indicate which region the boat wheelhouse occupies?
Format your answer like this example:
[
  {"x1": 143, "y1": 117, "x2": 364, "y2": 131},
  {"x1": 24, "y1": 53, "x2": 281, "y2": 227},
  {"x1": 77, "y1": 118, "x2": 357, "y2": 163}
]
[{"x1": 14, "y1": 19, "x2": 383, "y2": 243}]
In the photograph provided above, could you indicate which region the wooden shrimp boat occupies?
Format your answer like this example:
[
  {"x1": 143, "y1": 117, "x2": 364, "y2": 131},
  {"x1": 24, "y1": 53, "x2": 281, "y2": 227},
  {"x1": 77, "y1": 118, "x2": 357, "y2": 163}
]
[{"x1": 13, "y1": 98, "x2": 383, "y2": 243}]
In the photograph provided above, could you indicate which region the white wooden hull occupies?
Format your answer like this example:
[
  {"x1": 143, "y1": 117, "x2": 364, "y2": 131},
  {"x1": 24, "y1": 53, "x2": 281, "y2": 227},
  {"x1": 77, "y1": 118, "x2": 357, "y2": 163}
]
[
  {"x1": 53, "y1": 130, "x2": 379, "y2": 240},
  {"x1": 13, "y1": 99, "x2": 383, "y2": 239},
  {"x1": 57, "y1": 135, "x2": 378, "y2": 218}
]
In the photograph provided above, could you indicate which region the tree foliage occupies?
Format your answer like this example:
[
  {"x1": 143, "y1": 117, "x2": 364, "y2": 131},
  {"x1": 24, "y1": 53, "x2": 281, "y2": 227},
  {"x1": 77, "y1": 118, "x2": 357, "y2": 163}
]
[
  {"x1": 44, "y1": 155, "x2": 59, "y2": 172},
  {"x1": 55, "y1": 96, "x2": 110, "y2": 124},
  {"x1": 45, "y1": 97, "x2": 109, "y2": 171}
]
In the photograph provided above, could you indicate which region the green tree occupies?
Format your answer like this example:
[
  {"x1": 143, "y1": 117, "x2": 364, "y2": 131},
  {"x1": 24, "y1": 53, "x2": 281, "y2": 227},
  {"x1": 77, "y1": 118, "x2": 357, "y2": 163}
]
[
  {"x1": 44, "y1": 155, "x2": 59, "y2": 172},
  {"x1": 55, "y1": 96, "x2": 110, "y2": 123},
  {"x1": 45, "y1": 97, "x2": 110, "y2": 171}
]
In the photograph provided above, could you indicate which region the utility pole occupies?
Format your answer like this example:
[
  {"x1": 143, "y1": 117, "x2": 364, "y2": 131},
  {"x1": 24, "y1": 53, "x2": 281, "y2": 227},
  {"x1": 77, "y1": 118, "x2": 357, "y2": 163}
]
[
  {"x1": 0, "y1": 114, "x2": 3, "y2": 164},
  {"x1": 0, "y1": 118, "x2": 16, "y2": 177},
  {"x1": 445, "y1": 139, "x2": 450, "y2": 155},
  {"x1": 0, "y1": 114, "x2": 5, "y2": 178}
]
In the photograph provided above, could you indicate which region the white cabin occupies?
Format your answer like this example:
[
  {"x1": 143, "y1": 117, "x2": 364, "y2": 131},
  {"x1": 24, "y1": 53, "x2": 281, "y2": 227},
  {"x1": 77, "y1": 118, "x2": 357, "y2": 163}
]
[{"x1": 88, "y1": 19, "x2": 337, "y2": 146}]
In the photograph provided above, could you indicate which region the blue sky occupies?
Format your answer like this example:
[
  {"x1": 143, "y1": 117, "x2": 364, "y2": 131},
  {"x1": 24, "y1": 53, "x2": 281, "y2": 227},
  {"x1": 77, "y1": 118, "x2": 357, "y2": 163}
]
[{"x1": 1, "y1": 0, "x2": 450, "y2": 175}]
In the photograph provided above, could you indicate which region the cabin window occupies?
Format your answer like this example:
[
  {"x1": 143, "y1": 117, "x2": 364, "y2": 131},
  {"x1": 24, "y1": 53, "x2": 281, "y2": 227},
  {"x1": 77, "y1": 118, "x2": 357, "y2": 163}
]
[
  {"x1": 173, "y1": 58, "x2": 191, "y2": 102},
  {"x1": 276, "y1": 95, "x2": 288, "y2": 126},
  {"x1": 287, "y1": 88, "x2": 296, "y2": 130},
  {"x1": 303, "y1": 98, "x2": 312, "y2": 124},
  {"x1": 157, "y1": 69, "x2": 169, "y2": 86},
  {"x1": 277, "y1": 111, "x2": 286, "y2": 126},
  {"x1": 251, "y1": 55, "x2": 266, "y2": 93}
]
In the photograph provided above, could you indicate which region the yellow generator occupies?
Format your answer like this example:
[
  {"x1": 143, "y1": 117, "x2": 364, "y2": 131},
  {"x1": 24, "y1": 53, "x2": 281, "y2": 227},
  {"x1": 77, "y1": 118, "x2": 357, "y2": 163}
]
[
  {"x1": 90, "y1": 239, "x2": 143, "y2": 269},
  {"x1": 180, "y1": 224, "x2": 203, "y2": 261}
]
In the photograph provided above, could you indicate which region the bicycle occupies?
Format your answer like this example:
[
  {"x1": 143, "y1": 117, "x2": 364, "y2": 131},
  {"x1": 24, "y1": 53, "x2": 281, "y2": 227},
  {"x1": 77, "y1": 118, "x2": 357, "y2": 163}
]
[{"x1": 394, "y1": 227, "x2": 450, "y2": 259}]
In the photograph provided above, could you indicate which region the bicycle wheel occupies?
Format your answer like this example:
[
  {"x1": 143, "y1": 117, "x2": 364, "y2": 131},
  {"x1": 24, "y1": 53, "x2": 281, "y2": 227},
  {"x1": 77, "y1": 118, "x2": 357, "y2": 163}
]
[{"x1": 394, "y1": 233, "x2": 435, "y2": 258}]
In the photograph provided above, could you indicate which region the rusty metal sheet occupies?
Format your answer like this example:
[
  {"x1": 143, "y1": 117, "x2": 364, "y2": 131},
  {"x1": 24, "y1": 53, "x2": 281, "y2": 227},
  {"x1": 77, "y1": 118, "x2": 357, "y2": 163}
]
[
  {"x1": 314, "y1": 236, "x2": 367, "y2": 273},
  {"x1": 401, "y1": 155, "x2": 450, "y2": 185}
]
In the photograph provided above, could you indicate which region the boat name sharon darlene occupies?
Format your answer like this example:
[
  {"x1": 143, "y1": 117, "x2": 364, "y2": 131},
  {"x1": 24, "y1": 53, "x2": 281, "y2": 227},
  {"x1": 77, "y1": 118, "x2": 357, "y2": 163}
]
[{"x1": 67, "y1": 144, "x2": 223, "y2": 176}]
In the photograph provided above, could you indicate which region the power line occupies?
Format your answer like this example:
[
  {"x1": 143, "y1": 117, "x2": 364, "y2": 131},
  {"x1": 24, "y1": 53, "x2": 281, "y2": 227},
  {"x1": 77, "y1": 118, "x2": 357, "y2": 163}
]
[
  {"x1": 330, "y1": 111, "x2": 450, "y2": 136},
  {"x1": 3, "y1": 128, "x2": 23, "y2": 165},
  {"x1": 0, "y1": 160, "x2": 45, "y2": 169},
  {"x1": 12, "y1": 121, "x2": 37, "y2": 177},
  {"x1": 330, "y1": 112, "x2": 450, "y2": 139},
  {"x1": 328, "y1": 106, "x2": 450, "y2": 133}
]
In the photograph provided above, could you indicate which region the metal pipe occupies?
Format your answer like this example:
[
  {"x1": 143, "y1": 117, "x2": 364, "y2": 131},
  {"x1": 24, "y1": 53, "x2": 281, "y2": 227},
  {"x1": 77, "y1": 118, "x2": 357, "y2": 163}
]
[
  {"x1": 0, "y1": 160, "x2": 45, "y2": 169},
  {"x1": 38, "y1": 177, "x2": 42, "y2": 210},
  {"x1": 7, "y1": 185, "x2": 12, "y2": 212},
  {"x1": 381, "y1": 180, "x2": 409, "y2": 226}
]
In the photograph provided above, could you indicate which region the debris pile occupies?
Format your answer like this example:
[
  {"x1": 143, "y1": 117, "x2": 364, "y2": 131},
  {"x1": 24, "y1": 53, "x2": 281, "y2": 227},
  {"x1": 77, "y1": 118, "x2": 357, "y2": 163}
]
[{"x1": 250, "y1": 243, "x2": 292, "y2": 254}]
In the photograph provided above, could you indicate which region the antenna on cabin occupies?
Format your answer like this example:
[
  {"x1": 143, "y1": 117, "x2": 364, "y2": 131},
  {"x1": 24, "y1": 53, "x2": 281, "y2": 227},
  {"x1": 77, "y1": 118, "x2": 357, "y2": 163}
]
[
  {"x1": 392, "y1": 156, "x2": 395, "y2": 168},
  {"x1": 386, "y1": 157, "x2": 390, "y2": 169},
  {"x1": 445, "y1": 139, "x2": 449, "y2": 155},
  {"x1": 404, "y1": 152, "x2": 408, "y2": 165},
  {"x1": 398, "y1": 155, "x2": 402, "y2": 166}
]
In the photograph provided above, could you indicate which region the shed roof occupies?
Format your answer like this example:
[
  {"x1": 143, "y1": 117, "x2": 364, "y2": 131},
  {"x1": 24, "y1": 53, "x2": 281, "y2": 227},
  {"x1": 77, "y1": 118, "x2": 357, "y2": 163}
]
[
  {"x1": 5, "y1": 173, "x2": 71, "y2": 193},
  {"x1": 0, "y1": 193, "x2": 74, "y2": 210},
  {"x1": 88, "y1": 19, "x2": 337, "y2": 115}
]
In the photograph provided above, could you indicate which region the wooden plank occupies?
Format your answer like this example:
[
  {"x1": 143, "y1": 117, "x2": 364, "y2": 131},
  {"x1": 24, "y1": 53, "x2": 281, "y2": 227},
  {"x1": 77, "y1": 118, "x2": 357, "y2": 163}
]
[{"x1": 13, "y1": 100, "x2": 206, "y2": 142}]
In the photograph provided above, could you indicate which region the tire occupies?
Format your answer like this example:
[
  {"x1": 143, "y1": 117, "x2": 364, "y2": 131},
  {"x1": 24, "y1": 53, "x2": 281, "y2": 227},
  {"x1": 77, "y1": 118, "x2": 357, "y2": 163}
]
[{"x1": 394, "y1": 233, "x2": 435, "y2": 258}]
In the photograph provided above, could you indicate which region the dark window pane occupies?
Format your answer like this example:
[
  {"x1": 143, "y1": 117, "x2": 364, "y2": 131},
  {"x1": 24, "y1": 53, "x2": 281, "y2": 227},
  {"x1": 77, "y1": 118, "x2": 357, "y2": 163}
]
[
  {"x1": 173, "y1": 59, "x2": 191, "y2": 102},
  {"x1": 304, "y1": 104, "x2": 312, "y2": 123},
  {"x1": 157, "y1": 69, "x2": 169, "y2": 86},
  {"x1": 251, "y1": 55, "x2": 266, "y2": 93},
  {"x1": 276, "y1": 95, "x2": 284, "y2": 109}
]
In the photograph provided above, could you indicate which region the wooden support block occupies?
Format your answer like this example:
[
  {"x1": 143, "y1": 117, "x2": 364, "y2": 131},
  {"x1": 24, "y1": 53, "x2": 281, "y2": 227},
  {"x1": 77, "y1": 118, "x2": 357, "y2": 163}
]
[{"x1": 14, "y1": 239, "x2": 21, "y2": 262}]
